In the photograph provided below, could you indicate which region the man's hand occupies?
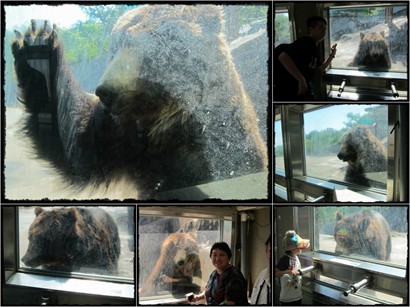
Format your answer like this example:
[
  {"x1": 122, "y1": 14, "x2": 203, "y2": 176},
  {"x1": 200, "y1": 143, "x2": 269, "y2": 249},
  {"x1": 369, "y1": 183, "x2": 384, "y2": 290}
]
[
  {"x1": 298, "y1": 78, "x2": 308, "y2": 96},
  {"x1": 331, "y1": 44, "x2": 337, "y2": 57}
]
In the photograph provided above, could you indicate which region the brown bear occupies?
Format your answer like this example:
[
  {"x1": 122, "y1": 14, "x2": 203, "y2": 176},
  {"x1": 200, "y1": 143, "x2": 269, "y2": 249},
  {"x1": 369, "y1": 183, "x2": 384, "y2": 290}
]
[
  {"x1": 138, "y1": 231, "x2": 201, "y2": 297},
  {"x1": 10, "y1": 5, "x2": 268, "y2": 200},
  {"x1": 337, "y1": 125, "x2": 387, "y2": 188},
  {"x1": 349, "y1": 31, "x2": 392, "y2": 70},
  {"x1": 22, "y1": 207, "x2": 120, "y2": 274},
  {"x1": 334, "y1": 210, "x2": 391, "y2": 261}
]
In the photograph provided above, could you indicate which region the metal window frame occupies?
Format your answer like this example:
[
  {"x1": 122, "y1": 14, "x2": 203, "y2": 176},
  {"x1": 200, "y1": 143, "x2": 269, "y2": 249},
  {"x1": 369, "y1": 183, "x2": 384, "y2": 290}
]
[
  {"x1": 274, "y1": 104, "x2": 406, "y2": 202},
  {"x1": 1, "y1": 206, "x2": 135, "y2": 305}
]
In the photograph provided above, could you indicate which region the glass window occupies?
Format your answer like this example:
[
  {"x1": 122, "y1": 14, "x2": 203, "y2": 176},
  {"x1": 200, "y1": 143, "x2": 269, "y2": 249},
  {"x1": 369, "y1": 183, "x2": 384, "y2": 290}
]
[
  {"x1": 275, "y1": 120, "x2": 285, "y2": 170},
  {"x1": 329, "y1": 5, "x2": 408, "y2": 72},
  {"x1": 19, "y1": 206, "x2": 135, "y2": 279},
  {"x1": 315, "y1": 206, "x2": 408, "y2": 267},
  {"x1": 275, "y1": 10, "x2": 292, "y2": 45},
  {"x1": 138, "y1": 213, "x2": 232, "y2": 301},
  {"x1": 3, "y1": 4, "x2": 268, "y2": 200},
  {"x1": 304, "y1": 105, "x2": 388, "y2": 189}
]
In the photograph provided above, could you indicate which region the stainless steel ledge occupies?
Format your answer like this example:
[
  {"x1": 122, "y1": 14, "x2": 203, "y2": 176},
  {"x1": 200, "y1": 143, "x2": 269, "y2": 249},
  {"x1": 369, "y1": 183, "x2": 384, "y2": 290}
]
[{"x1": 7, "y1": 272, "x2": 135, "y2": 299}]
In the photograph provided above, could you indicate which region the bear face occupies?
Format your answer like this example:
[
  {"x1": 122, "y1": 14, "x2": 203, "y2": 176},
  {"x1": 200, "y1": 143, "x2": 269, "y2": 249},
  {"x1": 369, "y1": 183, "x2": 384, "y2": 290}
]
[
  {"x1": 350, "y1": 31, "x2": 392, "y2": 70},
  {"x1": 139, "y1": 231, "x2": 201, "y2": 296},
  {"x1": 337, "y1": 125, "x2": 387, "y2": 188},
  {"x1": 334, "y1": 210, "x2": 391, "y2": 261},
  {"x1": 10, "y1": 5, "x2": 268, "y2": 200},
  {"x1": 22, "y1": 207, "x2": 121, "y2": 273}
]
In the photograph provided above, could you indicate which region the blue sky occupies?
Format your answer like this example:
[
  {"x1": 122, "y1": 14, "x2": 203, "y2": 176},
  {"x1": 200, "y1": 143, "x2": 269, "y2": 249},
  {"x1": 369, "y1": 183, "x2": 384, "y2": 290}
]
[
  {"x1": 304, "y1": 105, "x2": 370, "y2": 134},
  {"x1": 5, "y1": 4, "x2": 87, "y2": 30},
  {"x1": 275, "y1": 104, "x2": 377, "y2": 146}
]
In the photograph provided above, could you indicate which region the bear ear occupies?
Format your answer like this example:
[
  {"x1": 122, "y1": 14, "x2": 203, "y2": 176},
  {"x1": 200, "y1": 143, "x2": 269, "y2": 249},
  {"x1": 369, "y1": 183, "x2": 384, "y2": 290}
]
[
  {"x1": 336, "y1": 211, "x2": 343, "y2": 221},
  {"x1": 358, "y1": 216, "x2": 370, "y2": 232},
  {"x1": 34, "y1": 207, "x2": 44, "y2": 216},
  {"x1": 360, "y1": 32, "x2": 365, "y2": 40},
  {"x1": 70, "y1": 208, "x2": 81, "y2": 221}
]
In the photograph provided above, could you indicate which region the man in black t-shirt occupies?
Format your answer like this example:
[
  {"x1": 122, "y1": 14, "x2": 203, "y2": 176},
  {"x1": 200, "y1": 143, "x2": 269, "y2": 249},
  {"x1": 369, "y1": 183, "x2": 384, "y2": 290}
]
[{"x1": 274, "y1": 16, "x2": 337, "y2": 101}]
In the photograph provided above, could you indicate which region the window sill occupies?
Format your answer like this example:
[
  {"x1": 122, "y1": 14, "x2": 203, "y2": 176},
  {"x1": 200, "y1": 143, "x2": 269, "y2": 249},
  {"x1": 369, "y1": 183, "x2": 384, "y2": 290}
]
[
  {"x1": 157, "y1": 171, "x2": 269, "y2": 200},
  {"x1": 7, "y1": 272, "x2": 135, "y2": 299},
  {"x1": 326, "y1": 69, "x2": 407, "y2": 80},
  {"x1": 302, "y1": 252, "x2": 406, "y2": 278},
  {"x1": 293, "y1": 176, "x2": 386, "y2": 202}
]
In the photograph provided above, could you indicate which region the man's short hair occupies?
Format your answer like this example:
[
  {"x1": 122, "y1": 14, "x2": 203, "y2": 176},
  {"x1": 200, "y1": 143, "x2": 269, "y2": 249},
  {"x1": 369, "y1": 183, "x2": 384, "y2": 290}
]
[{"x1": 307, "y1": 16, "x2": 327, "y2": 32}]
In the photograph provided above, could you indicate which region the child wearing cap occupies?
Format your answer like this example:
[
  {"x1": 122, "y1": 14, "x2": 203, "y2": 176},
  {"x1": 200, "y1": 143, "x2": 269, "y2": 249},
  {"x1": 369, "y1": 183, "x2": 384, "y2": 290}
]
[{"x1": 275, "y1": 230, "x2": 310, "y2": 305}]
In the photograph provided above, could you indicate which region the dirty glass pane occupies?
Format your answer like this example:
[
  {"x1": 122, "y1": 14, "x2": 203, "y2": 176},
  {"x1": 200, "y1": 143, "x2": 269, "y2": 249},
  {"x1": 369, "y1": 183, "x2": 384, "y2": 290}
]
[
  {"x1": 330, "y1": 5, "x2": 408, "y2": 72},
  {"x1": 19, "y1": 206, "x2": 135, "y2": 279},
  {"x1": 3, "y1": 4, "x2": 268, "y2": 201},
  {"x1": 314, "y1": 206, "x2": 408, "y2": 267},
  {"x1": 138, "y1": 215, "x2": 231, "y2": 301},
  {"x1": 304, "y1": 105, "x2": 388, "y2": 189},
  {"x1": 275, "y1": 120, "x2": 285, "y2": 170},
  {"x1": 275, "y1": 11, "x2": 292, "y2": 45}
]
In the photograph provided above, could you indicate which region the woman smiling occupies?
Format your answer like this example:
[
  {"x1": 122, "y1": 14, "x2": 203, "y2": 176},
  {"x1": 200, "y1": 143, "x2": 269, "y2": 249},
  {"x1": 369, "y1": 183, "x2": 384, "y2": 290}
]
[{"x1": 186, "y1": 242, "x2": 248, "y2": 305}]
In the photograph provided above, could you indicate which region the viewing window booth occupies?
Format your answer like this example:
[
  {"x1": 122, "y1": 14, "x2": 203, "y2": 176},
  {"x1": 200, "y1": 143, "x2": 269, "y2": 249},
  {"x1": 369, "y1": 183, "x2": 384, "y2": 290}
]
[
  {"x1": 323, "y1": 3, "x2": 408, "y2": 100},
  {"x1": 2, "y1": 206, "x2": 135, "y2": 305},
  {"x1": 275, "y1": 206, "x2": 408, "y2": 305},
  {"x1": 274, "y1": 104, "x2": 408, "y2": 202}
]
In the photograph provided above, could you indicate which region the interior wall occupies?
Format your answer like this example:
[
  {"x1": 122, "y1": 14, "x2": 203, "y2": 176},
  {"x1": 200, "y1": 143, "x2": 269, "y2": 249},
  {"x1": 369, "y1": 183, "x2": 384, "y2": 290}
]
[{"x1": 248, "y1": 207, "x2": 271, "y2": 294}]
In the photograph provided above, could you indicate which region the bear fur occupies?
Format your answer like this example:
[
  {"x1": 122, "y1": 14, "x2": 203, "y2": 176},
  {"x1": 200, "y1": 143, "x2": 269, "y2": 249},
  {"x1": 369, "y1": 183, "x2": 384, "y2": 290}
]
[
  {"x1": 10, "y1": 5, "x2": 268, "y2": 200},
  {"x1": 349, "y1": 32, "x2": 392, "y2": 70},
  {"x1": 334, "y1": 210, "x2": 391, "y2": 261},
  {"x1": 337, "y1": 125, "x2": 387, "y2": 187},
  {"x1": 138, "y1": 231, "x2": 201, "y2": 296},
  {"x1": 22, "y1": 207, "x2": 120, "y2": 273}
]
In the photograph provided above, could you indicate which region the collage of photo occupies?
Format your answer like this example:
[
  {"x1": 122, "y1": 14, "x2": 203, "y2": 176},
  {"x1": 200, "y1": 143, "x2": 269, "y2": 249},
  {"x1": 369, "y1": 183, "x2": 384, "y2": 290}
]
[{"x1": 1, "y1": 1, "x2": 408, "y2": 306}]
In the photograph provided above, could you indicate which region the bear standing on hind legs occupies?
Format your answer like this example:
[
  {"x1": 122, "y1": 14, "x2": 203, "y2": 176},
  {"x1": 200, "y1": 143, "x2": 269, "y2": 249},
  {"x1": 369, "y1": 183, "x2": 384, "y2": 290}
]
[{"x1": 10, "y1": 5, "x2": 268, "y2": 200}]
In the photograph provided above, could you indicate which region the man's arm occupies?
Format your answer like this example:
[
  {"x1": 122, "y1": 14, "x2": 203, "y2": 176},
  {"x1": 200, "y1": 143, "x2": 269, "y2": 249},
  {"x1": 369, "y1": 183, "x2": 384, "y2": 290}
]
[
  {"x1": 320, "y1": 44, "x2": 337, "y2": 71},
  {"x1": 278, "y1": 52, "x2": 308, "y2": 95}
]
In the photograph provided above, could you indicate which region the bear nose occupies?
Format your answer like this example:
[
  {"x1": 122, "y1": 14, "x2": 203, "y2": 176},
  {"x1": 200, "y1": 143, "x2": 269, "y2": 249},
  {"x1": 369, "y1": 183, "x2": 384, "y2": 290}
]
[
  {"x1": 177, "y1": 259, "x2": 185, "y2": 266},
  {"x1": 95, "y1": 84, "x2": 114, "y2": 108}
]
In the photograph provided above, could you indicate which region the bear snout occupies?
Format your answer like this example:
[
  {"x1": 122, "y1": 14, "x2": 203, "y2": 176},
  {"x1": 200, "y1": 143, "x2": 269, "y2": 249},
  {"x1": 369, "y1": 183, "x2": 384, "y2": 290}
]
[{"x1": 96, "y1": 84, "x2": 115, "y2": 109}]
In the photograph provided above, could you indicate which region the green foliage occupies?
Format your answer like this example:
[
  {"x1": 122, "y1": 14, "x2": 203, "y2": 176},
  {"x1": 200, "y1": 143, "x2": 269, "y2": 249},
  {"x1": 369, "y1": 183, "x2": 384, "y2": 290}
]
[
  {"x1": 275, "y1": 145, "x2": 283, "y2": 156},
  {"x1": 305, "y1": 106, "x2": 387, "y2": 156},
  {"x1": 56, "y1": 5, "x2": 139, "y2": 64},
  {"x1": 305, "y1": 128, "x2": 347, "y2": 156},
  {"x1": 80, "y1": 5, "x2": 137, "y2": 26},
  {"x1": 59, "y1": 22, "x2": 109, "y2": 63},
  {"x1": 275, "y1": 13, "x2": 291, "y2": 42}
]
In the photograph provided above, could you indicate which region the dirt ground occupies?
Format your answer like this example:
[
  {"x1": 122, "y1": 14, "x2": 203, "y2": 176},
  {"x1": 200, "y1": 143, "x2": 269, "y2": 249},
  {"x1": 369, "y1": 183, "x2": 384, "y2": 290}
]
[
  {"x1": 4, "y1": 107, "x2": 139, "y2": 200},
  {"x1": 319, "y1": 233, "x2": 407, "y2": 267},
  {"x1": 18, "y1": 206, "x2": 135, "y2": 279},
  {"x1": 276, "y1": 154, "x2": 387, "y2": 185}
]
